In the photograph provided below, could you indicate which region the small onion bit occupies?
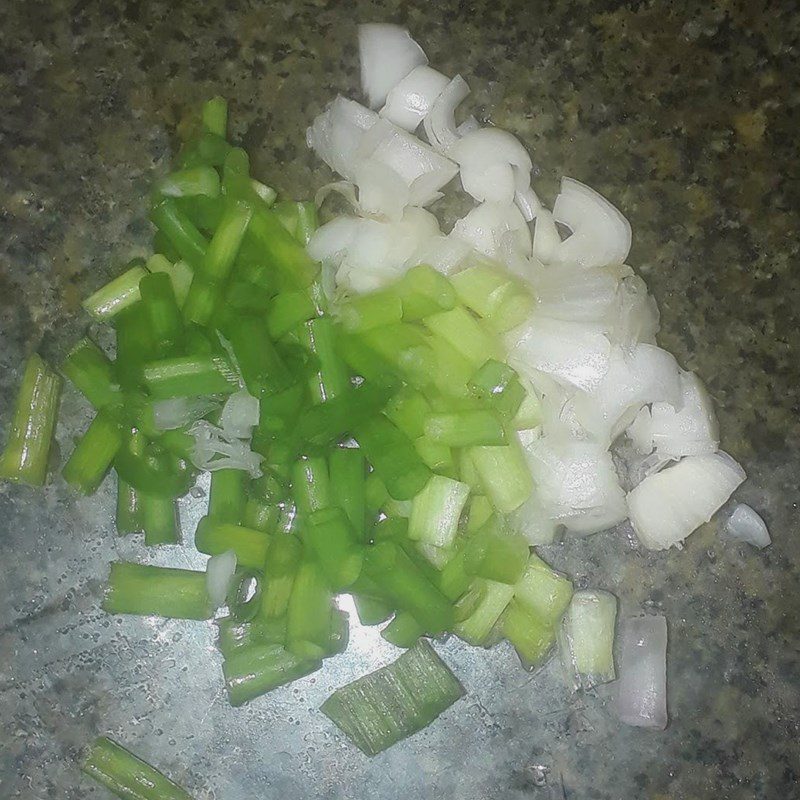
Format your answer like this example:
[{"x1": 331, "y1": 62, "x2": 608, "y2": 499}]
[
  {"x1": 423, "y1": 74, "x2": 470, "y2": 153},
  {"x1": 358, "y1": 23, "x2": 429, "y2": 109},
  {"x1": 724, "y1": 503, "x2": 771, "y2": 549},
  {"x1": 616, "y1": 614, "x2": 668, "y2": 730},
  {"x1": 206, "y1": 550, "x2": 238, "y2": 610},
  {"x1": 380, "y1": 65, "x2": 450, "y2": 132}
]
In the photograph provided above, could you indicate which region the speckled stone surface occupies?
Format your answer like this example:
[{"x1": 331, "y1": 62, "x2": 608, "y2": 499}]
[{"x1": 1, "y1": 1, "x2": 799, "y2": 798}]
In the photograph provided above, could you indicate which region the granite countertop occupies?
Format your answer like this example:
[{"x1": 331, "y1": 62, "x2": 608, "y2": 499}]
[{"x1": 1, "y1": 1, "x2": 799, "y2": 798}]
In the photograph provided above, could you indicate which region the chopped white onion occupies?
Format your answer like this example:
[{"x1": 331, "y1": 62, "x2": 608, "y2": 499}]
[
  {"x1": 206, "y1": 550, "x2": 237, "y2": 609},
  {"x1": 310, "y1": 208, "x2": 441, "y2": 294},
  {"x1": 353, "y1": 159, "x2": 410, "y2": 220},
  {"x1": 511, "y1": 489, "x2": 559, "y2": 545},
  {"x1": 552, "y1": 177, "x2": 632, "y2": 268},
  {"x1": 357, "y1": 118, "x2": 458, "y2": 206},
  {"x1": 407, "y1": 234, "x2": 473, "y2": 275},
  {"x1": 532, "y1": 263, "x2": 620, "y2": 323},
  {"x1": 617, "y1": 615, "x2": 668, "y2": 730},
  {"x1": 380, "y1": 65, "x2": 450, "y2": 131},
  {"x1": 505, "y1": 316, "x2": 611, "y2": 393},
  {"x1": 151, "y1": 396, "x2": 220, "y2": 431},
  {"x1": 627, "y1": 452, "x2": 746, "y2": 550},
  {"x1": 358, "y1": 23, "x2": 428, "y2": 109},
  {"x1": 306, "y1": 96, "x2": 377, "y2": 181},
  {"x1": 449, "y1": 127, "x2": 533, "y2": 206},
  {"x1": 219, "y1": 389, "x2": 260, "y2": 439},
  {"x1": 609, "y1": 274, "x2": 660, "y2": 351},
  {"x1": 455, "y1": 115, "x2": 480, "y2": 137},
  {"x1": 522, "y1": 435, "x2": 627, "y2": 535},
  {"x1": 629, "y1": 371, "x2": 719, "y2": 458},
  {"x1": 514, "y1": 185, "x2": 541, "y2": 222},
  {"x1": 423, "y1": 74, "x2": 470, "y2": 153},
  {"x1": 189, "y1": 420, "x2": 263, "y2": 478},
  {"x1": 558, "y1": 590, "x2": 617, "y2": 691},
  {"x1": 724, "y1": 503, "x2": 771, "y2": 549},
  {"x1": 451, "y1": 201, "x2": 532, "y2": 261},
  {"x1": 531, "y1": 209, "x2": 561, "y2": 262},
  {"x1": 570, "y1": 344, "x2": 682, "y2": 445}
]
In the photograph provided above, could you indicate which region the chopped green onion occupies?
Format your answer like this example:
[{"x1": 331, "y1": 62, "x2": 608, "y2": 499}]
[
  {"x1": 395, "y1": 264, "x2": 456, "y2": 320},
  {"x1": 353, "y1": 594, "x2": 394, "y2": 626},
  {"x1": 202, "y1": 95, "x2": 228, "y2": 137},
  {"x1": 116, "y1": 478, "x2": 142, "y2": 535},
  {"x1": 298, "y1": 317, "x2": 349, "y2": 403},
  {"x1": 408, "y1": 475, "x2": 470, "y2": 548},
  {"x1": 502, "y1": 600, "x2": 556, "y2": 669},
  {"x1": 266, "y1": 290, "x2": 317, "y2": 339},
  {"x1": 558, "y1": 589, "x2": 617, "y2": 690},
  {"x1": 514, "y1": 554, "x2": 573, "y2": 624},
  {"x1": 292, "y1": 456, "x2": 331, "y2": 520},
  {"x1": 103, "y1": 562, "x2": 214, "y2": 619},
  {"x1": 62, "y1": 412, "x2": 123, "y2": 494},
  {"x1": 141, "y1": 493, "x2": 179, "y2": 546},
  {"x1": 226, "y1": 568, "x2": 263, "y2": 621},
  {"x1": 454, "y1": 579, "x2": 514, "y2": 646},
  {"x1": 306, "y1": 506, "x2": 363, "y2": 589},
  {"x1": 423, "y1": 306, "x2": 498, "y2": 368},
  {"x1": 157, "y1": 165, "x2": 220, "y2": 198},
  {"x1": 217, "y1": 615, "x2": 287, "y2": 659},
  {"x1": 463, "y1": 522, "x2": 529, "y2": 585},
  {"x1": 223, "y1": 643, "x2": 321, "y2": 706},
  {"x1": 320, "y1": 640, "x2": 463, "y2": 756},
  {"x1": 286, "y1": 561, "x2": 334, "y2": 659},
  {"x1": 208, "y1": 468, "x2": 247, "y2": 524},
  {"x1": 142, "y1": 355, "x2": 237, "y2": 399},
  {"x1": 0, "y1": 354, "x2": 62, "y2": 486},
  {"x1": 82, "y1": 261, "x2": 147, "y2": 321},
  {"x1": 384, "y1": 388, "x2": 431, "y2": 440},
  {"x1": 338, "y1": 291, "x2": 404, "y2": 332},
  {"x1": 425, "y1": 409, "x2": 507, "y2": 447},
  {"x1": 195, "y1": 517, "x2": 272, "y2": 569},
  {"x1": 381, "y1": 611, "x2": 425, "y2": 648},
  {"x1": 150, "y1": 199, "x2": 208, "y2": 270},
  {"x1": 355, "y1": 416, "x2": 431, "y2": 501},
  {"x1": 469, "y1": 437, "x2": 532, "y2": 513},
  {"x1": 468, "y1": 359, "x2": 525, "y2": 419},
  {"x1": 329, "y1": 447, "x2": 366, "y2": 540},
  {"x1": 62, "y1": 338, "x2": 119, "y2": 410},
  {"x1": 81, "y1": 736, "x2": 192, "y2": 800}
]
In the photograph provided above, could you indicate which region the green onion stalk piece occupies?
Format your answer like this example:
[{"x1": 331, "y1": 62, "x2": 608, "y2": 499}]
[
  {"x1": 194, "y1": 517, "x2": 272, "y2": 570},
  {"x1": 82, "y1": 260, "x2": 148, "y2": 321},
  {"x1": 103, "y1": 562, "x2": 214, "y2": 620},
  {"x1": 62, "y1": 411, "x2": 123, "y2": 495},
  {"x1": 81, "y1": 736, "x2": 193, "y2": 800},
  {"x1": 320, "y1": 640, "x2": 464, "y2": 756},
  {"x1": 0, "y1": 354, "x2": 62, "y2": 486},
  {"x1": 408, "y1": 475, "x2": 470, "y2": 549}
]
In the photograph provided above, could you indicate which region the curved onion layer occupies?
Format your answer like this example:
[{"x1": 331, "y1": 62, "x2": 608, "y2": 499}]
[
  {"x1": 449, "y1": 128, "x2": 533, "y2": 206},
  {"x1": 570, "y1": 344, "x2": 682, "y2": 445},
  {"x1": 617, "y1": 615, "x2": 668, "y2": 729},
  {"x1": 505, "y1": 316, "x2": 612, "y2": 393},
  {"x1": 627, "y1": 452, "x2": 745, "y2": 550},
  {"x1": 552, "y1": 177, "x2": 632, "y2": 268},
  {"x1": 724, "y1": 503, "x2": 771, "y2": 549},
  {"x1": 532, "y1": 209, "x2": 561, "y2": 262},
  {"x1": 380, "y1": 65, "x2": 450, "y2": 131},
  {"x1": 628, "y1": 371, "x2": 719, "y2": 458},
  {"x1": 423, "y1": 75, "x2": 470, "y2": 153},
  {"x1": 523, "y1": 435, "x2": 627, "y2": 536},
  {"x1": 532, "y1": 264, "x2": 620, "y2": 323},
  {"x1": 353, "y1": 159, "x2": 410, "y2": 220},
  {"x1": 452, "y1": 201, "x2": 532, "y2": 262},
  {"x1": 609, "y1": 274, "x2": 660, "y2": 352},
  {"x1": 358, "y1": 23, "x2": 428, "y2": 109},
  {"x1": 306, "y1": 96, "x2": 378, "y2": 181}
]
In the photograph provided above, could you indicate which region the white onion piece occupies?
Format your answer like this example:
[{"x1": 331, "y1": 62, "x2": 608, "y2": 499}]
[
  {"x1": 313, "y1": 208, "x2": 441, "y2": 294},
  {"x1": 617, "y1": 615, "x2": 668, "y2": 730},
  {"x1": 451, "y1": 201, "x2": 532, "y2": 261},
  {"x1": 358, "y1": 23, "x2": 428, "y2": 109},
  {"x1": 532, "y1": 264, "x2": 620, "y2": 323},
  {"x1": 152, "y1": 396, "x2": 220, "y2": 431},
  {"x1": 522, "y1": 371, "x2": 586, "y2": 440},
  {"x1": 306, "y1": 96, "x2": 377, "y2": 181},
  {"x1": 460, "y1": 161, "x2": 516, "y2": 204},
  {"x1": 206, "y1": 551, "x2": 237, "y2": 609},
  {"x1": 724, "y1": 503, "x2": 771, "y2": 549},
  {"x1": 532, "y1": 209, "x2": 561, "y2": 262},
  {"x1": 357, "y1": 118, "x2": 458, "y2": 206},
  {"x1": 627, "y1": 452, "x2": 746, "y2": 550},
  {"x1": 571, "y1": 344, "x2": 681, "y2": 445},
  {"x1": 423, "y1": 74, "x2": 470, "y2": 153},
  {"x1": 189, "y1": 421, "x2": 263, "y2": 478},
  {"x1": 515, "y1": 185, "x2": 541, "y2": 222},
  {"x1": 314, "y1": 180, "x2": 359, "y2": 212},
  {"x1": 449, "y1": 127, "x2": 533, "y2": 205},
  {"x1": 219, "y1": 389, "x2": 260, "y2": 439},
  {"x1": 456, "y1": 115, "x2": 480, "y2": 136},
  {"x1": 553, "y1": 177, "x2": 632, "y2": 268},
  {"x1": 406, "y1": 234, "x2": 473, "y2": 275},
  {"x1": 380, "y1": 65, "x2": 450, "y2": 131},
  {"x1": 522, "y1": 436, "x2": 627, "y2": 535},
  {"x1": 511, "y1": 488, "x2": 559, "y2": 545},
  {"x1": 353, "y1": 159, "x2": 410, "y2": 220},
  {"x1": 610, "y1": 274, "x2": 660, "y2": 351},
  {"x1": 505, "y1": 316, "x2": 611, "y2": 393}
]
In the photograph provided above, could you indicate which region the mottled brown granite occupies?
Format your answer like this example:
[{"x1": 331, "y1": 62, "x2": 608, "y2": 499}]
[{"x1": 1, "y1": 1, "x2": 798, "y2": 799}]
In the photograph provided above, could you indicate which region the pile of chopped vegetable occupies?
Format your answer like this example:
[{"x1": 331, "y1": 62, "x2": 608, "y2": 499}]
[{"x1": 0, "y1": 22, "x2": 770, "y2": 796}]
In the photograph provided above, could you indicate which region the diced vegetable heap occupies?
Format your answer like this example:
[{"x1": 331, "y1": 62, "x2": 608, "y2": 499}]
[{"x1": 0, "y1": 98, "x2": 576, "y2": 758}]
